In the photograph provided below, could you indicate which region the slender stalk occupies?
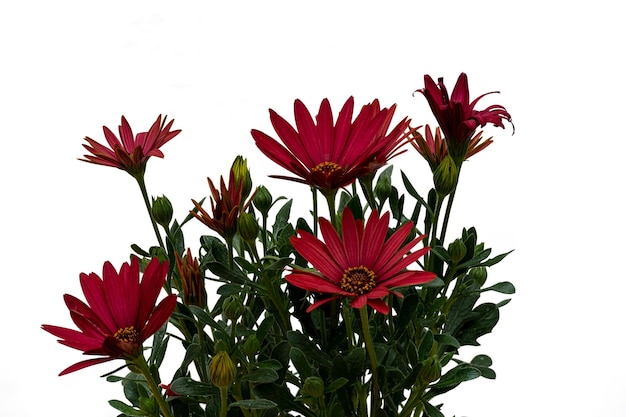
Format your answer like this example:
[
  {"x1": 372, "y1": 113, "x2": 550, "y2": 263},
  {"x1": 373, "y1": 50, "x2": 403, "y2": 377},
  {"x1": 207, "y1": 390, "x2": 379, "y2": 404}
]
[
  {"x1": 438, "y1": 165, "x2": 462, "y2": 244},
  {"x1": 130, "y1": 354, "x2": 173, "y2": 417},
  {"x1": 219, "y1": 386, "x2": 229, "y2": 417},
  {"x1": 359, "y1": 306, "x2": 379, "y2": 415},
  {"x1": 322, "y1": 190, "x2": 338, "y2": 231},
  {"x1": 135, "y1": 175, "x2": 165, "y2": 249},
  {"x1": 312, "y1": 187, "x2": 319, "y2": 237}
]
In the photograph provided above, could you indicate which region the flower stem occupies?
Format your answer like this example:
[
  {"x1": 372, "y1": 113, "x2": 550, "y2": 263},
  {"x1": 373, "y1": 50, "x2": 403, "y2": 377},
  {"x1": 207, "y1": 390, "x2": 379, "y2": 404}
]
[
  {"x1": 130, "y1": 355, "x2": 173, "y2": 417},
  {"x1": 135, "y1": 176, "x2": 165, "y2": 249},
  {"x1": 359, "y1": 306, "x2": 379, "y2": 415},
  {"x1": 219, "y1": 386, "x2": 229, "y2": 417}
]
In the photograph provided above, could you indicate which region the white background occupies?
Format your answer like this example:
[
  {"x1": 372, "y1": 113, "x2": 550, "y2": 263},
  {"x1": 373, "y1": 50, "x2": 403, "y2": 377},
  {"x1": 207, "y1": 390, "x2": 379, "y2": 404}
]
[{"x1": 2, "y1": 1, "x2": 624, "y2": 416}]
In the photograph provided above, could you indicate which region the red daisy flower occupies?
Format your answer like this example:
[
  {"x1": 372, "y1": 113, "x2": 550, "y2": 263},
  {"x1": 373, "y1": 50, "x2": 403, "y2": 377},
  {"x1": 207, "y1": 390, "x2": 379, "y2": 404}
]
[
  {"x1": 42, "y1": 257, "x2": 177, "y2": 376},
  {"x1": 250, "y1": 97, "x2": 411, "y2": 193},
  {"x1": 415, "y1": 73, "x2": 512, "y2": 162},
  {"x1": 285, "y1": 209, "x2": 436, "y2": 314},
  {"x1": 80, "y1": 115, "x2": 181, "y2": 178}
]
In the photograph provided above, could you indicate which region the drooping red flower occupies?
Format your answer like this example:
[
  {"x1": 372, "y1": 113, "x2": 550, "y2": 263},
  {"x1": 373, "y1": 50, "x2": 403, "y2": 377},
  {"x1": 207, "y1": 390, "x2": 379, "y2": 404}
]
[
  {"x1": 416, "y1": 73, "x2": 512, "y2": 161},
  {"x1": 286, "y1": 209, "x2": 436, "y2": 314},
  {"x1": 409, "y1": 124, "x2": 494, "y2": 171},
  {"x1": 175, "y1": 248, "x2": 207, "y2": 308},
  {"x1": 190, "y1": 169, "x2": 253, "y2": 241},
  {"x1": 42, "y1": 257, "x2": 177, "y2": 376},
  {"x1": 80, "y1": 115, "x2": 181, "y2": 178},
  {"x1": 251, "y1": 97, "x2": 411, "y2": 193}
]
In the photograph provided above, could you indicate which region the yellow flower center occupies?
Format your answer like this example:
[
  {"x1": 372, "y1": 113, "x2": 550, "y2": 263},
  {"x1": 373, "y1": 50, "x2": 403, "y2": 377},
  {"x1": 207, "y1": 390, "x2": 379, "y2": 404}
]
[
  {"x1": 114, "y1": 326, "x2": 139, "y2": 343},
  {"x1": 340, "y1": 266, "x2": 377, "y2": 295},
  {"x1": 312, "y1": 161, "x2": 342, "y2": 176}
]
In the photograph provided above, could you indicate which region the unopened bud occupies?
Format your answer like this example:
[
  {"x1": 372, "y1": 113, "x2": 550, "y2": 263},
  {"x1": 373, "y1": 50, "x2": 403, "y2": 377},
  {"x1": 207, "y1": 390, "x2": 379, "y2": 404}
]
[
  {"x1": 242, "y1": 335, "x2": 260, "y2": 358},
  {"x1": 152, "y1": 195, "x2": 173, "y2": 227},
  {"x1": 468, "y1": 266, "x2": 488, "y2": 287},
  {"x1": 420, "y1": 355, "x2": 442, "y2": 383},
  {"x1": 237, "y1": 212, "x2": 260, "y2": 243},
  {"x1": 433, "y1": 156, "x2": 458, "y2": 196},
  {"x1": 448, "y1": 238, "x2": 467, "y2": 264},
  {"x1": 374, "y1": 174, "x2": 392, "y2": 204},
  {"x1": 252, "y1": 185, "x2": 272, "y2": 216},
  {"x1": 301, "y1": 376, "x2": 325, "y2": 398},
  {"x1": 223, "y1": 294, "x2": 244, "y2": 322},
  {"x1": 209, "y1": 351, "x2": 237, "y2": 388},
  {"x1": 231, "y1": 156, "x2": 253, "y2": 201}
]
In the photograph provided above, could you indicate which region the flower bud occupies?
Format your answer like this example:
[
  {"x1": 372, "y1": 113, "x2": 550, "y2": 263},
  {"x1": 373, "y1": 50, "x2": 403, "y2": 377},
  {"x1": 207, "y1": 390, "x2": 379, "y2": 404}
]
[
  {"x1": 252, "y1": 185, "x2": 272, "y2": 216},
  {"x1": 152, "y1": 195, "x2": 173, "y2": 227},
  {"x1": 214, "y1": 339, "x2": 229, "y2": 353},
  {"x1": 448, "y1": 238, "x2": 467, "y2": 264},
  {"x1": 374, "y1": 174, "x2": 392, "y2": 204},
  {"x1": 209, "y1": 351, "x2": 237, "y2": 388},
  {"x1": 301, "y1": 376, "x2": 325, "y2": 398},
  {"x1": 237, "y1": 212, "x2": 260, "y2": 243},
  {"x1": 242, "y1": 334, "x2": 260, "y2": 358},
  {"x1": 419, "y1": 355, "x2": 442, "y2": 383},
  {"x1": 222, "y1": 294, "x2": 244, "y2": 322},
  {"x1": 175, "y1": 248, "x2": 207, "y2": 308},
  {"x1": 433, "y1": 156, "x2": 458, "y2": 196},
  {"x1": 231, "y1": 156, "x2": 253, "y2": 201},
  {"x1": 468, "y1": 266, "x2": 488, "y2": 287}
]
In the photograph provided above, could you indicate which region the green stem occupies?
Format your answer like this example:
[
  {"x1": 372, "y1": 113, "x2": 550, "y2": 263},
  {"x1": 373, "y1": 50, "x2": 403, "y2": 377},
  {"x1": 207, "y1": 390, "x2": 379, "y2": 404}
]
[
  {"x1": 219, "y1": 386, "x2": 229, "y2": 417},
  {"x1": 359, "y1": 306, "x2": 379, "y2": 415},
  {"x1": 438, "y1": 165, "x2": 462, "y2": 245},
  {"x1": 322, "y1": 189, "x2": 338, "y2": 231},
  {"x1": 312, "y1": 187, "x2": 319, "y2": 237},
  {"x1": 130, "y1": 354, "x2": 173, "y2": 417},
  {"x1": 135, "y1": 175, "x2": 165, "y2": 249}
]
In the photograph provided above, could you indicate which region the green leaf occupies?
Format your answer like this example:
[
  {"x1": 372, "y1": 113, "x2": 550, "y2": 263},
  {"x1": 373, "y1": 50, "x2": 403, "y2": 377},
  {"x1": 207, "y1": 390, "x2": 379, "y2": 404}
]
[
  {"x1": 229, "y1": 399, "x2": 278, "y2": 410},
  {"x1": 253, "y1": 383, "x2": 316, "y2": 417},
  {"x1": 130, "y1": 244, "x2": 151, "y2": 257},
  {"x1": 433, "y1": 333, "x2": 460, "y2": 349},
  {"x1": 434, "y1": 365, "x2": 481, "y2": 389},
  {"x1": 287, "y1": 331, "x2": 333, "y2": 366},
  {"x1": 170, "y1": 377, "x2": 213, "y2": 396},
  {"x1": 401, "y1": 170, "x2": 434, "y2": 217},
  {"x1": 392, "y1": 293, "x2": 421, "y2": 340},
  {"x1": 290, "y1": 347, "x2": 312, "y2": 379},
  {"x1": 470, "y1": 354, "x2": 492, "y2": 367},
  {"x1": 423, "y1": 400, "x2": 445, "y2": 417},
  {"x1": 325, "y1": 377, "x2": 348, "y2": 393},
  {"x1": 457, "y1": 248, "x2": 491, "y2": 269},
  {"x1": 483, "y1": 281, "x2": 516, "y2": 294},
  {"x1": 108, "y1": 400, "x2": 146, "y2": 416},
  {"x1": 241, "y1": 368, "x2": 280, "y2": 384},
  {"x1": 454, "y1": 303, "x2": 500, "y2": 346},
  {"x1": 480, "y1": 249, "x2": 514, "y2": 267}
]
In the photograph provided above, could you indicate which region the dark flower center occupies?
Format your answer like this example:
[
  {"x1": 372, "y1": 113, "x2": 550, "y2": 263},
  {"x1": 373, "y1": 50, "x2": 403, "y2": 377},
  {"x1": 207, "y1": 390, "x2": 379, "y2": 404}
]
[
  {"x1": 312, "y1": 161, "x2": 342, "y2": 176},
  {"x1": 341, "y1": 266, "x2": 377, "y2": 295},
  {"x1": 114, "y1": 326, "x2": 139, "y2": 344}
]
